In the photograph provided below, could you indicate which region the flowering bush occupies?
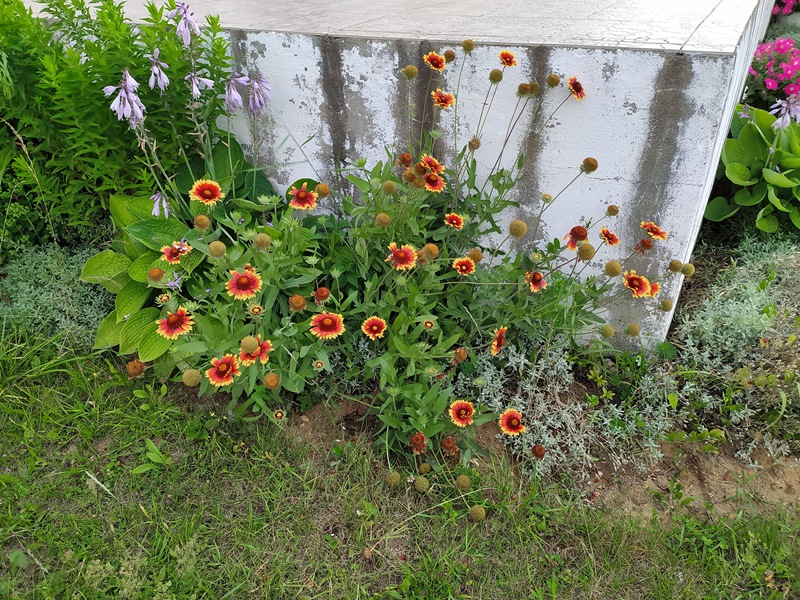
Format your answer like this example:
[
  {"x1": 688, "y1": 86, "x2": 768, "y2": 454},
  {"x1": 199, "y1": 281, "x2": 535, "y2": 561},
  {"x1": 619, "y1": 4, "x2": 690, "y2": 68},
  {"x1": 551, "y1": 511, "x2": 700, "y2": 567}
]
[
  {"x1": 745, "y1": 38, "x2": 800, "y2": 108},
  {"x1": 706, "y1": 104, "x2": 800, "y2": 231},
  {"x1": 82, "y1": 30, "x2": 681, "y2": 463},
  {"x1": 773, "y1": 0, "x2": 800, "y2": 16}
]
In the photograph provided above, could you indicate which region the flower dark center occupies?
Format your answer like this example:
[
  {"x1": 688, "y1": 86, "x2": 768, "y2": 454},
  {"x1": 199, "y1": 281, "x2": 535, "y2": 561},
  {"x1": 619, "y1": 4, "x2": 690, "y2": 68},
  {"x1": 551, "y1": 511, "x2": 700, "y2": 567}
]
[
  {"x1": 511, "y1": 418, "x2": 520, "y2": 427},
  {"x1": 239, "y1": 276, "x2": 250, "y2": 286},
  {"x1": 167, "y1": 314, "x2": 181, "y2": 326},
  {"x1": 218, "y1": 363, "x2": 229, "y2": 374},
  {"x1": 459, "y1": 409, "x2": 469, "y2": 418},
  {"x1": 323, "y1": 317, "x2": 333, "y2": 327},
  {"x1": 202, "y1": 188, "x2": 214, "y2": 198}
]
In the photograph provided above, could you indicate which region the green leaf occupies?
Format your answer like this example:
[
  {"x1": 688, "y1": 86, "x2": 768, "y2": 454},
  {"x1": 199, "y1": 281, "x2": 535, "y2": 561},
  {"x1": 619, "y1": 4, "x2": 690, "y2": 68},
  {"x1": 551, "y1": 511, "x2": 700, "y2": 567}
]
[
  {"x1": 736, "y1": 123, "x2": 765, "y2": 165},
  {"x1": 8, "y1": 550, "x2": 29, "y2": 570},
  {"x1": 240, "y1": 168, "x2": 277, "y2": 199},
  {"x1": 128, "y1": 251, "x2": 160, "y2": 283},
  {"x1": 119, "y1": 308, "x2": 160, "y2": 355},
  {"x1": 80, "y1": 250, "x2": 132, "y2": 293},
  {"x1": 751, "y1": 108, "x2": 777, "y2": 140},
  {"x1": 721, "y1": 139, "x2": 744, "y2": 166},
  {"x1": 125, "y1": 219, "x2": 191, "y2": 252},
  {"x1": 767, "y1": 185, "x2": 793, "y2": 212},
  {"x1": 93, "y1": 311, "x2": 123, "y2": 349},
  {"x1": 733, "y1": 185, "x2": 766, "y2": 206},
  {"x1": 790, "y1": 208, "x2": 800, "y2": 230},
  {"x1": 110, "y1": 194, "x2": 160, "y2": 229},
  {"x1": 137, "y1": 326, "x2": 173, "y2": 362},
  {"x1": 724, "y1": 163, "x2": 758, "y2": 186},
  {"x1": 704, "y1": 196, "x2": 739, "y2": 221},
  {"x1": 756, "y1": 205, "x2": 779, "y2": 233},
  {"x1": 345, "y1": 175, "x2": 371, "y2": 193},
  {"x1": 115, "y1": 281, "x2": 152, "y2": 323},
  {"x1": 131, "y1": 463, "x2": 157, "y2": 474},
  {"x1": 762, "y1": 168, "x2": 799, "y2": 188},
  {"x1": 212, "y1": 137, "x2": 245, "y2": 184}
]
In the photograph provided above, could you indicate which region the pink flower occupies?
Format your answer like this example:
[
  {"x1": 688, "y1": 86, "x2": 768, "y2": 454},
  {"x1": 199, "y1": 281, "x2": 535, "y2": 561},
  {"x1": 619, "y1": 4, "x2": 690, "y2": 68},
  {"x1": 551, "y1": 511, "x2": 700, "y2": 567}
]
[
  {"x1": 749, "y1": 66, "x2": 758, "y2": 77},
  {"x1": 775, "y1": 39, "x2": 795, "y2": 55},
  {"x1": 766, "y1": 78, "x2": 779, "y2": 90},
  {"x1": 787, "y1": 84, "x2": 799, "y2": 95}
]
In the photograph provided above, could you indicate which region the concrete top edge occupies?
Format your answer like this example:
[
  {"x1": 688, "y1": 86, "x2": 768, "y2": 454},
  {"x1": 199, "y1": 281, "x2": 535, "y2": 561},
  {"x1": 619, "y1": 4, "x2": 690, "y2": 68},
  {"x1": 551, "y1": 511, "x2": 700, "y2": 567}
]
[{"x1": 26, "y1": 0, "x2": 765, "y2": 54}]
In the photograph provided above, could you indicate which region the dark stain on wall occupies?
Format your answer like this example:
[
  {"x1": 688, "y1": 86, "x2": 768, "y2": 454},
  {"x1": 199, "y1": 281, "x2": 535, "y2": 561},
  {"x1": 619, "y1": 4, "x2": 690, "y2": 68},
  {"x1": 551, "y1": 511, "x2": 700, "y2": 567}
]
[{"x1": 319, "y1": 36, "x2": 355, "y2": 190}]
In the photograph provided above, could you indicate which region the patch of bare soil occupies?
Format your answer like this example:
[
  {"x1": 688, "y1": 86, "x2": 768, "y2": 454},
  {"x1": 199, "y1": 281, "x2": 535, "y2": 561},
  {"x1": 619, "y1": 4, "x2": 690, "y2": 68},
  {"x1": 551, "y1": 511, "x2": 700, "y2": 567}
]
[{"x1": 594, "y1": 444, "x2": 800, "y2": 518}]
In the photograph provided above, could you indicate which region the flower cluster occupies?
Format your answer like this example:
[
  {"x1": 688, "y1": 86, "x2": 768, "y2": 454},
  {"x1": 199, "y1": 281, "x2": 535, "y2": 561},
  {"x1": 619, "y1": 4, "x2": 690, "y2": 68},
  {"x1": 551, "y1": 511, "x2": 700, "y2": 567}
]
[
  {"x1": 748, "y1": 38, "x2": 800, "y2": 103},
  {"x1": 773, "y1": 0, "x2": 800, "y2": 15}
]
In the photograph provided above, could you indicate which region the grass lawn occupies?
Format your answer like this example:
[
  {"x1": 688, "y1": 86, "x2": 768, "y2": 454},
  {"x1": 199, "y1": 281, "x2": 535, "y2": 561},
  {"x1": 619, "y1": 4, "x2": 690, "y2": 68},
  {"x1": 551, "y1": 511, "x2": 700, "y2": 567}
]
[{"x1": 1, "y1": 333, "x2": 799, "y2": 599}]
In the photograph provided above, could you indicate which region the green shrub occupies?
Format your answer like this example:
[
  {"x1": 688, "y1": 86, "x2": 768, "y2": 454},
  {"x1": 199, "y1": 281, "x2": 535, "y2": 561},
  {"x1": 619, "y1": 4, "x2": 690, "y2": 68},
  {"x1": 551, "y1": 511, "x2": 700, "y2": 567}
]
[{"x1": 0, "y1": 244, "x2": 114, "y2": 349}]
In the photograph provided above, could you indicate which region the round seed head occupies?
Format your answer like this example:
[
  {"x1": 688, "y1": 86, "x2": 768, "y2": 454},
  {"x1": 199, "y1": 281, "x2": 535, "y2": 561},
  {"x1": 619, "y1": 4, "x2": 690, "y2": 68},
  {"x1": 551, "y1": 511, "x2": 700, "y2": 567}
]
[
  {"x1": 182, "y1": 369, "x2": 202, "y2": 387},
  {"x1": 193, "y1": 214, "x2": 211, "y2": 230},
  {"x1": 606, "y1": 205, "x2": 620, "y2": 216},
  {"x1": 419, "y1": 462, "x2": 432, "y2": 474},
  {"x1": 148, "y1": 267, "x2": 166, "y2": 282},
  {"x1": 240, "y1": 335, "x2": 259, "y2": 354},
  {"x1": 625, "y1": 323, "x2": 641, "y2": 337},
  {"x1": 263, "y1": 372, "x2": 280, "y2": 389},
  {"x1": 462, "y1": 39, "x2": 475, "y2": 52},
  {"x1": 456, "y1": 475, "x2": 470, "y2": 490},
  {"x1": 681, "y1": 263, "x2": 696, "y2": 277},
  {"x1": 600, "y1": 324, "x2": 615, "y2": 339},
  {"x1": 382, "y1": 180, "x2": 397, "y2": 194},
  {"x1": 385, "y1": 471, "x2": 402, "y2": 487},
  {"x1": 315, "y1": 183, "x2": 330, "y2": 198},
  {"x1": 422, "y1": 243, "x2": 440, "y2": 260},
  {"x1": 541, "y1": 193, "x2": 553, "y2": 203},
  {"x1": 517, "y1": 82, "x2": 531, "y2": 96},
  {"x1": 660, "y1": 299, "x2": 674, "y2": 312},
  {"x1": 581, "y1": 157, "x2": 599, "y2": 173},
  {"x1": 208, "y1": 241, "x2": 226, "y2": 257},
  {"x1": 467, "y1": 248, "x2": 483, "y2": 263},
  {"x1": 254, "y1": 233, "x2": 272, "y2": 250},
  {"x1": 546, "y1": 73, "x2": 561, "y2": 87},
  {"x1": 453, "y1": 347, "x2": 468, "y2": 363},
  {"x1": 604, "y1": 260, "x2": 622, "y2": 277},
  {"x1": 468, "y1": 136, "x2": 481, "y2": 151},
  {"x1": 489, "y1": 68, "x2": 503, "y2": 83},
  {"x1": 509, "y1": 219, "x2": 528, "y2": 238},
  {"x1": 577, "y1": 243, "x2": 596, "y2": 261},
  {"x1": 288, "y1": 294, "x2": 307, "y2": 311},
  {"x1": 444, "y1": 49, "x2": 456, "y2": 63},
  {"x1": 414, "y1": 476, "x2": 430, "y2": 492},
  {"x1": 470, "y1": 505, "x2": 486, "y2": 521},
  {"x1": 529, "y1": 81, "x2": 541, "y2": 95},
  {"x1": 126, "y1": 359, "x2": 146, "y2": 379},
  {"x1": 375, "y1": 212, "x2": 391, "y2": 227},
  {"x1": 668, "y1": 259, "x2": 683, "y2": 273},
  {"x1": 401, "y1": 65, "x2": 418, "y2": 79},
  {"x1": 402, "y1": 168, "x2": 416, "y2": 182},
  {"x1": 412, "y1": 177, "x2": 426, "y2": 189}
]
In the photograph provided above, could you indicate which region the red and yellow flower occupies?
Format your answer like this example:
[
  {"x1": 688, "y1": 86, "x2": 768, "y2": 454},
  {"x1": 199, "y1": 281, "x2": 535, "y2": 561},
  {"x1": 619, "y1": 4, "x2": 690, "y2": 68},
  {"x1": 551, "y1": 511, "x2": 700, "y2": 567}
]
[
  {"x1": 410, "y1": 431, "x2": 428, "y2": 454},
  {"x1": 525, "y1": 271, "x2": 547, "y2": 293},
  {"x1": 206, "y1": 354, "x2": 240, "y2": 387},
  {"x1": 444, "y1": 212, "x2": 465, "y2": 230},
  {"x1": 648, "y1": 281, "x2": 661, "y2": 297},
  {"x1": 161, "y1": 240, "x2": 191, "y2": 264},
  {"x1": 156, "y1": 307, "x2": 194, "y2": 339},
  {"x1": 288, "y1": 182, "x2": 318, "y2": 210},
  {"x1": 361, "y1": 316, "x2": 387, "y2": 341},
  {"x1": 249, "y1": 304, "x2": 264, "y2": 316},
  {"x1": 452, "y1": 256, "x2": 476, "y2": 276},
  {"x1": 239, "y1": 336, "x2": 273, "y2": 366},
  {"x1": 420, "y1": 154, "x2": 445, "y2": 173},
  {"x1": 599, "y1": 227, "x2": 620, "y2": 246},
  {"x1": 491, "y1": 326, "x2": 507, "y2": 356},
  {"x1": 189, "y1": 179, "x2": 225, "y2": 205},
  {"x1": 423, "y1": 173, "x2": 445, "y2": 193},
  {"x1": 449, "y1": 400, "x2": 475, "y2": 427},
  {"x1": 423, "y1": 52, "x2": 446, "y2": 71},
  {"x1": 499, "y1": 50, "x2": 517, "y2": 67},
  {"x1": 499, "y1": 408, "x2": 525, "y2": 436},
  {"x1": 386, "y1": 242, "x2": 417, "y2": 270},
  {"x1": 226, "y1": 269, "x2": 263, "y2": 300},
  {"x1": 424, "y1": 320, "x2": 435, "y2": 330},
  {"x1": 622, "y1": 270, "x2": 652, "y2": 298},
  {"x1": 634, "y1": 238, "x2": 654, "y2": 255},
  {"x1": 641, "y1": 221, "x2": 668, "y2": 240},
  {"x1": 565, "y1": 225, "x2": 588, "y2": 250},
  {"x1": 567, "y1": 76, "x2": 585, "y2": 100},
  {"x1": 431, "y1": 88, "x2": 455, "y2": 109},
  {"x1": 310, "y1": 312, "x2": 345, "y2": 340},
  {"x1": 441, "y1": 436, "x2": 459, "y2": 456}
]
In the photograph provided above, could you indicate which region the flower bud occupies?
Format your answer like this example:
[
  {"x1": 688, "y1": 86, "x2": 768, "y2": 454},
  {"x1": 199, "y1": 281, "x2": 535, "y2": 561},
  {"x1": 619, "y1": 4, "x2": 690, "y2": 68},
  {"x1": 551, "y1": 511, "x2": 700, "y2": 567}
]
[
  {"x1": 254, "y1": 233, "x2": 272, "y2": 250},
  {"x1": 182, "y1": 369, "x2": 202, "y2": 387},
  {"x1": 375, "y1": 212, "x2": 391, "y2": 227},
  {"x1": 681, "y1": 263, "x2": 696, "y2": 277},
  {"x1": 462, "y1": 39, "x2": 475, "y2": 52},
  {"x1": 581, "y1": 157, "x2": 598, "y2": 173},
  {"x1": 509, "y1": 219, "x2": 527, "y2": 238},
  {"x1": 468, "y1": 136, "x2": 481, "y2": 151},
  {"x1": 193, "y1": 214, "x2": 211, "y2": 230},
  {"x1": 606, "y1": 205, "x2": 620, "y2": 216},
  {"x1": 147, "y1": 267, "x2": 166, "y2": 282},
  {"x1": 444, "y1": 49, "x2": 456, "y2": 63},
  {"x1": 541, "y1": 193, "x2": 553, "y2": 203},
  {"x1": 401, "y1": 65, "x2": 418, "y2": 79},
  {"x1": 208, "y1": 241, "x2": 226, "y2": 257},
  {"x1": 604, "y1": 260, "x2": 622, "y2": 277},
  {"x1": 625, "y1": 323, "x2": 640, "y2": 337},
  {"x1": 489, "y1": 69, "x2": 503, "y2": 83},
  {"x1": 600, "y1": 324, "x2": 615, "y2": 339},
  {"x1": 577, "y1": 243, "x2": 596, "y2": 261},
  {"x1": 263, "y1": 372, "x2": 280, "y2": 389},
  {"x1": 546, "y1": 73, "x2": 560, "y2": 87},
  {"x1": 382, "y1": 180, "x2": 397, "y2": 194},
  {"x1": 315, "y1": 183, "x2": 330, "y2": 198}
]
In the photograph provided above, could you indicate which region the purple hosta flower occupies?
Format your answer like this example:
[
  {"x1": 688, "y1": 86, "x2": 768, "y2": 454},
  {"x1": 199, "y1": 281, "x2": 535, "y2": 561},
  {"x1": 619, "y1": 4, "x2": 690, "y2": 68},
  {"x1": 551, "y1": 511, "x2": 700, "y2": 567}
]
[
  {"x1": 150, "y1": 191, "x2": 170, "y2": 218},
  {"x1": 737, "y1": 104, "x2": 751, "y2": 120},
  {"x1": 248, "y1": 75, "x2": 272, "y2": 115},
  {"x1": 166, "y1": 272, "x2": 184, "y2": 291},
  {"x1": 769, "y1": 94, "x2": 800, "y2": 129},
  {"x1": 167, "y1": 2, "x2": 201, "y2": 47},
  {"x1": 103, "y1": 69, "x2": 146, "y2": 125},
  {"x1": 225, "y1": 72, "x2": 249, "y2": 113},
  {"x1": 148, "y1": 49, "x2": 170, "y2": 92},
  {"x1": 185, "y1": 72, "x2": 214, "y2": 99}
]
